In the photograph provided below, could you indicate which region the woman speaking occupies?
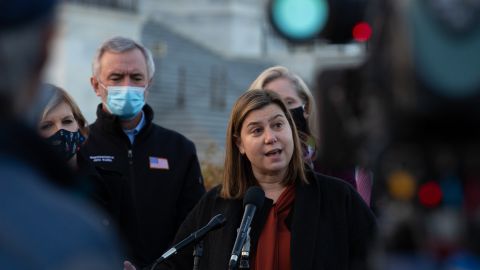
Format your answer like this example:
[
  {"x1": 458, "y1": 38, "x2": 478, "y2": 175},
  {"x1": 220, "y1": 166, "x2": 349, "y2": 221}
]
[{"x1": 155, "y1": 90, "x2": 376, "y2": 270}]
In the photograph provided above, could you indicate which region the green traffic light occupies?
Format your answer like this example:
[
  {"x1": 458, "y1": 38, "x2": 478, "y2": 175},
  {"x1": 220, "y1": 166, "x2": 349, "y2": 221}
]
[{"x1": 270, "y1": 0, "x2": 329, "y2": 42}]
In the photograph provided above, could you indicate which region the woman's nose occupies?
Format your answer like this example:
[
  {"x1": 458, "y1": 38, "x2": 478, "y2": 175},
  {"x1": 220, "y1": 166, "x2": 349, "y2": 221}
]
[
  {"x1": 53, "y1": 124, "x2": 62, "y2": 133},
  {"x1": 264, "y1": 129, "x2": 278, "y2": 144}
]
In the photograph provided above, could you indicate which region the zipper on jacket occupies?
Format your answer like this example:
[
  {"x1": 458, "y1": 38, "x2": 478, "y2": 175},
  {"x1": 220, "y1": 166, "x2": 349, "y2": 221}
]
[{"x1": 127, "y1": 149, "x2": 133, "y2": 165}]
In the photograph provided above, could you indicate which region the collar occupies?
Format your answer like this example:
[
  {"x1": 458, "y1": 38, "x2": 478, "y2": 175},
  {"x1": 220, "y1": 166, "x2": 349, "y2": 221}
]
[
  {"x1": 123, "y1": 111, "x2": 146, "y2": 144},
  {"x1": 94, "y1": 103, "x2": 154, "y2": 138}
]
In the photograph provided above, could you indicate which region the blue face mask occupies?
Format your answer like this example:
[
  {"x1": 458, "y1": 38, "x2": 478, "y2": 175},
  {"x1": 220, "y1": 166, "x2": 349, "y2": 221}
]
[{"x1": 105, "y1": 85, "x2": 146, "y2": 120}]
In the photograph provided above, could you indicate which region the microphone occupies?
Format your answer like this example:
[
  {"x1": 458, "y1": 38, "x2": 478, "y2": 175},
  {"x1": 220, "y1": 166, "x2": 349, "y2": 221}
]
[
  {"x1": 229, "y1": 186, "x2": 265, "y2": 270},
  {"x1": 151, "y1": 214, "x2": 226, "y2": 269}
]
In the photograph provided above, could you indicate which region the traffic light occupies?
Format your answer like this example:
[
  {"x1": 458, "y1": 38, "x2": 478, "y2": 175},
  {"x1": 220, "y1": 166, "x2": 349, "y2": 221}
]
[{"x1": 268, "y1": 0, "x2": 370, "y2": 44}]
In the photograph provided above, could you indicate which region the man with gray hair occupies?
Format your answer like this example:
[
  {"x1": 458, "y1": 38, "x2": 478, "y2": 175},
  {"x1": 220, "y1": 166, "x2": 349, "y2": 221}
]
[
  {"x1": 82, "y1": 36, "x2": 205, "y2": 268},
  {"x1": 0, "y1": 1, "x2": 123, "y2": 269}
]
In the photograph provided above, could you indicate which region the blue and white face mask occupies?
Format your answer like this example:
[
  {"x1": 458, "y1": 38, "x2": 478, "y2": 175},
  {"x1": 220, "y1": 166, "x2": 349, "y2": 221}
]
[{"x1": 105, "y1": 85, "x2": 146, "y2": 120}]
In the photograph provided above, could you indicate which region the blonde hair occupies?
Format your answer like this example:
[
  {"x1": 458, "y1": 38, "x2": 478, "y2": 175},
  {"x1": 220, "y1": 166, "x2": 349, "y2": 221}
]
[
  {"x1": 220, "y1": 89, "x2": 308, "y2": 199},
  {"x1": 41, "y1": 83, "x2": 88, "y2": 136},
  {"x1": 248, "y1": 66, "x2": 319, "y2": 144}
]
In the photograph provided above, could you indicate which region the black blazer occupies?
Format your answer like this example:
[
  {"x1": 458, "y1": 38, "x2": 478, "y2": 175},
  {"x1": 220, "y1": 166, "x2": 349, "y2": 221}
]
[{"x1": 157, "y1": 171, "x2": 377, "y2": 270}]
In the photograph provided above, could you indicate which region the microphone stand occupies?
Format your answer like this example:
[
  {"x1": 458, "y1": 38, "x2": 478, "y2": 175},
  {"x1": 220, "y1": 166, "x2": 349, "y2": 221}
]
[
  {"x1": 239, "y1": 228, "x2": 251, "y2": 269},
  {"x1": 229, "y1": 227, "x2": 251, "y2": 270},
  {"x1": 229, "y1": 186, "x2": 264, "y2": 270},
  {"x1": 192, "y1": 240, "x2": 204, "y2": 270},
  {"x1": 150, "y1": 214, "x2": 226, "y2": 270}
]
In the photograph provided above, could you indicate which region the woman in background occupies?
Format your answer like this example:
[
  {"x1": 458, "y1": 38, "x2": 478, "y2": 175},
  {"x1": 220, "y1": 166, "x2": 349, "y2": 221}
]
[
  {"x1": 37, "y1": 83, "x2": 87, "y2": 169},
  {"x1": 36, "y1": 83, "x2": 117, "y2": 214}
]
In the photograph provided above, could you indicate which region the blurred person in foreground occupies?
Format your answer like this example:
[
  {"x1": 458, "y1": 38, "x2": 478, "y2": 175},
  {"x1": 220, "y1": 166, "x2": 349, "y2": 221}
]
[
  {"x1": 155, "y1": 90, "x2": 376, "y2": 270},
  {"x1": 83, "y1": 36, "x2": 205, "y2": 269},
  {"x1": 249, "y1": 66, "x2": 373, "y2": 206},
  {"x1": 0, "y1": 1, "x2": 123, "y2": 269}
]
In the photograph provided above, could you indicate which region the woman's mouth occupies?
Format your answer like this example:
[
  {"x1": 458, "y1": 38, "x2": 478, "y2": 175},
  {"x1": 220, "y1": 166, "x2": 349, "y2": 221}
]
[{"x1": 265, "y1": 149, "x2": 282, "y2": 156}]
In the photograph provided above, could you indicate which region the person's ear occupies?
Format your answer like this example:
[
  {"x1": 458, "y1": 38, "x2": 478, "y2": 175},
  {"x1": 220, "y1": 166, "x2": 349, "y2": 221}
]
[
  {"x1": 303, "y1": 103, "x2": 310, "y2": 119},
  {"x1": 90, "y1": 77, "x2": 101, "y2": 97},
  {"x1": 144, "y1": 78, "x2": 153, "y2": 99},
  {"x1": 235, "y1": 135, "x2": 245, "y2": 155},
  {"x1": 37, "y1": 22, "x2": 56, "y2": 74},
  {"x1": 16, "y1": 22, "x2": 56, "y2": 114}
]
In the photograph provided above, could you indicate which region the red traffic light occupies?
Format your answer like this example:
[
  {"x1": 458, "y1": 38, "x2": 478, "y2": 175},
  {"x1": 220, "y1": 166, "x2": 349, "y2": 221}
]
[
  {"x1": 352, "y1": 21, "x2": 372, "y2": 42},
  {"x1": 418, "y1": 181, "x2": 443, "y2": 208}
]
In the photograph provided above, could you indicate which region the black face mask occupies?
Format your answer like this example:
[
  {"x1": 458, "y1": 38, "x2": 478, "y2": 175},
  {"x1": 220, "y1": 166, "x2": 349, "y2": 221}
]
[
  {"x1": 45, "y1": 129, "x2": 85, "y2": 161},
  {"x1": 289, "y1": 105, "x2": 309, "y2": 134}
]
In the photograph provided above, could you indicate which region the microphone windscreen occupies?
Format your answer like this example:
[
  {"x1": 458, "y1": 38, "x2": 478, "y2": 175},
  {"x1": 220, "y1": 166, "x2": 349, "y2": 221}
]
[
  {"x1": 208, "y1": 214, "x2": 227, "y2": 230},
  {"x1": 243, "y1": 186, "x2": 265, "y2": 209}
]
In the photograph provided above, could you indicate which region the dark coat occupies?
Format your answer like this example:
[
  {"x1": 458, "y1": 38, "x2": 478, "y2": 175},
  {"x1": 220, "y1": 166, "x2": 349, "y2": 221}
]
[
  {"x1": 76, "y1": 150, "x2": 123, "y2": 216},
  {"x1": 80, "y1": 104, "x2": 206, "y2": 268},
  {"x1": 158, "y1": 171, "x2": 377, "y2": 270}
]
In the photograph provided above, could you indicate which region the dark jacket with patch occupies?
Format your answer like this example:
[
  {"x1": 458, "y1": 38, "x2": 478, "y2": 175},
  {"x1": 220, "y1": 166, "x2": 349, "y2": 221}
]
[
  {"x1": 80, "y1": 104, "x2": 206, "y2": 268},
  {"x1": 158, "y1": 171, "x2": 377, "y2": 270}
]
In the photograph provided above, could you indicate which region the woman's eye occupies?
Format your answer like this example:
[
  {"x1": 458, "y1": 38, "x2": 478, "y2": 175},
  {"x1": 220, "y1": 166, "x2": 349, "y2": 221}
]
[
  {"x1": 273, "y1": 122, "x2": 283, "y2": 129},
  {"x1": 39, "y1": 123, "x2": 52, "y2": 130},
  {"x1": 63, "y1": 119, "x2": 74, "y2": 125},
  {"x1": 284, "y1": 99, "x2": 295, "y2": 105},
  {"x1": 251, "y1": 128, "x2": 262, "y2": 134}
]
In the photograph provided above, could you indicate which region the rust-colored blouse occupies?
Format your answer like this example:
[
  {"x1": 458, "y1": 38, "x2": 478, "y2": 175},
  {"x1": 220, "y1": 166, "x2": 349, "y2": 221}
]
[{"x1": 253, "y1": 185, "x2": 295, "y2": 270}]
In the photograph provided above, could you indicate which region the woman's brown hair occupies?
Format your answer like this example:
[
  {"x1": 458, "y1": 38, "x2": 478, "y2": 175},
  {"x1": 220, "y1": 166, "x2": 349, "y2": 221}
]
[{"x1": 220, "y1": 89, "x2": 308, "y2": 199}]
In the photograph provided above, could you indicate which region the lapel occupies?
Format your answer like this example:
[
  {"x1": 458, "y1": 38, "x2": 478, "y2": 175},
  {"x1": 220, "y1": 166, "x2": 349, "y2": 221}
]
[{"x1": 291, "y1": 176, "x2": 320, "y2": 270}]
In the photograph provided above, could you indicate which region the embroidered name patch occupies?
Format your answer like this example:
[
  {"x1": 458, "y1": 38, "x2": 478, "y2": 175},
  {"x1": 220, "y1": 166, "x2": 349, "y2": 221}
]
[
  {"x1": 89, "y1": 155, "x2": 115, "y2": 162},
  {"x1": 149, "y1": 156, "x2": 169, "y2": 170}
]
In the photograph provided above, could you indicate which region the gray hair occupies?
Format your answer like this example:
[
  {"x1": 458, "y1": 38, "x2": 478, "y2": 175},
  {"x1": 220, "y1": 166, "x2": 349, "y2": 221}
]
[{"x1": 92, "y1": 36, "x2": 155, "y2": 80}]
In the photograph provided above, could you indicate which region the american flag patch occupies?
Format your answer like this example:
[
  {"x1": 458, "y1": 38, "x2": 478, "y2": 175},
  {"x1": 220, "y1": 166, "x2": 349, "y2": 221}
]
[{"x1": 149, "y1": 157, "x2": 169, "y2": 170}]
